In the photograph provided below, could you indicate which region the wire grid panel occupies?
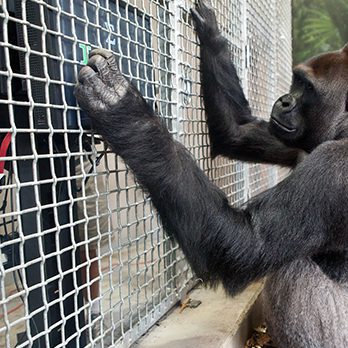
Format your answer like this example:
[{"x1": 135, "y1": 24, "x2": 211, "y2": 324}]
[
  {"x1": 169, "y1": 0, "x2": 247, "y2": 301},
  {"x1": 207, "y1": 0, "x2": 246, "y2": 206},
  {"x1": 0, "y1": 0, "x2": 292, "y2": 347},
  {"x1": 275, "y1": 0, "x2": 293, "y2": 182},
  {"x1": 245, "y1": 0, "x2": 278, "y2": 197},
  {"x1": 0, "y1": 0, "x2": 179, "y2": 347}
]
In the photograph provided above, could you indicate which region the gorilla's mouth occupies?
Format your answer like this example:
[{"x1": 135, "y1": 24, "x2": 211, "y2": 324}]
[{"x1": 270, "y1": 117, "x2": 297, "y2": 133}]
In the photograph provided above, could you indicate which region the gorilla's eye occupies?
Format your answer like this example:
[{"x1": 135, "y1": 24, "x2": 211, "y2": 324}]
[
  {"x1": 293, "y1": 71, "x2": 315, "y2": 93},
  {"x1": 305, "y1": 81, "x2": 314, "y2": 91}
]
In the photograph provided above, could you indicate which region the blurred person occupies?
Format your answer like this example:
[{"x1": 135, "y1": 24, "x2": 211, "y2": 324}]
[{"x1": 76, "y1": 148, "x2": 114, "y2": 343}]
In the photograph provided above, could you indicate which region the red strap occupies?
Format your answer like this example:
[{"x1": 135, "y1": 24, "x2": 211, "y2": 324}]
[{"x1": 0, "y1": 132, "x2": 12, "y2": 174}]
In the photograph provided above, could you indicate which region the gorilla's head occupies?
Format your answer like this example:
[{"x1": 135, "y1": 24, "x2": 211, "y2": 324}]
[{"x1": 270, "y1": 43, "x2": 348, "y2": 152}]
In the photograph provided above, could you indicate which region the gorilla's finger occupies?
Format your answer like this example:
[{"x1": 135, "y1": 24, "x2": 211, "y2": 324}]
[
  {"x1": 197, "y1": 0, "x2": 212, "y2": 12},
  {"x1": 78, "y1": 65, "x2": 97, "y2": 84},
  {"x1": 89, "y1": 48, "x2": 114, "y2": 60},
  {"x1": 74, "y1": 77, "x2": 109, "y2": 114},
  {"x1": 74, "y1": 83, "x2": 92, "y2": 109},
  {"x1": 87, "y1": 54, "x2": 114, "y2": 86},
  {"x1": 190, "y1": 8, "x2": 205, "y2": 29},
  {"x1": 88, "y1": 50, "x2": 122, "y2": 87},
  {"x1": 88, "y1": 54, "x2": 107, "y2": 72}
]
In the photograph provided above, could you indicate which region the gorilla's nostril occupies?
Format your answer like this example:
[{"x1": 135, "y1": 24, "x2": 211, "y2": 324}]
[{"x1": 279, "y1": 94, "x2": 296, "y2": 112}]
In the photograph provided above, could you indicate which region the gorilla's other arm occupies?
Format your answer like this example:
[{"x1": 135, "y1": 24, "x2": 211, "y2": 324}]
[
  {"x1": 74, "y1": 50, "x2": 347, "y2": 295},
  {"x1": 191, "y1": 1, "x2": 303, "y2": 167}
]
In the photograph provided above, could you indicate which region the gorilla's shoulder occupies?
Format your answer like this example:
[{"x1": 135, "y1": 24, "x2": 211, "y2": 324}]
[
  {"x1": 298, "y1": 140, "x2": 348, "y2": 185},
  {"x1": 308, "y1": 139, "x2": 348, "y2": 163}
]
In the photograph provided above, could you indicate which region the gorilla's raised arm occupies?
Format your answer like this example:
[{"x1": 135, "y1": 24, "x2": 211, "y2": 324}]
[
  {"x1": 74, "y1": 49, "x2": 347, "y2": 295},
  {"x1": 191, "y1": 1, "x2": 303, "y2": 167}
]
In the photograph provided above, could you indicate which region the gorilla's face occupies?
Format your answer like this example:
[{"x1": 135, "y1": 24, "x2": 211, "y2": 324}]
[{"x1": 270, "y1": 44, "x2": 348, "y2": 152}]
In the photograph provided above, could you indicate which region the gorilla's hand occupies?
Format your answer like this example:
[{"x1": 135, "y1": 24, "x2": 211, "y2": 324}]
[
  {"x1": 74, "y1": 48, "x2": 141, "y2": 117},
  {"x1": 191, "y1": 0, "x2": 222, "y2": 48}
]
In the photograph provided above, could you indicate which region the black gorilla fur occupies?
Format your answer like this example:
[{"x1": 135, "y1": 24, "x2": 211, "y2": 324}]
[{"x1": 75, "y1": 1, "x2": 348, "y2": 346}]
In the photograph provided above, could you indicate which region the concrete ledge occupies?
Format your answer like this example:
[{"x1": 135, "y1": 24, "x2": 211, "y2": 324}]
[{"x1": 134, "y1": 282, "x2": 264, "y2": 348}]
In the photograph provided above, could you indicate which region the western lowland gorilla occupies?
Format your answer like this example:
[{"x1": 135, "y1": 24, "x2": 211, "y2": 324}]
[{"x1": 74, "y1": 1, "x2": 348, "y2": 347}]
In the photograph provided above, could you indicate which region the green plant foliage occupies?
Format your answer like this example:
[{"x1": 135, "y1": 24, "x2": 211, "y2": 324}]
[{"x1": 292, "y1": 0, "x2": 348, "y2": 65}]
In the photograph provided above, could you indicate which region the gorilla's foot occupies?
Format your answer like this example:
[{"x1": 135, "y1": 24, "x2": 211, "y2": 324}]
[{"x1": 74, "y1": 48, "x2": 131, "y2": 114}]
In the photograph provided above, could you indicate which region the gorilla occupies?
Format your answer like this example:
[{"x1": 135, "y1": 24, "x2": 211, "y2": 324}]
[{"x1": 74, "y1": 1, "x2": 348, "y2": 347}]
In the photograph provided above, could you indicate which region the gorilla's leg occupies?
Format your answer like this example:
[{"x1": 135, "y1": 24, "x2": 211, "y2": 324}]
[
  {"x1": 263, "y1": 259, "x2": 348, "y2": 348},
  {"x1": 191, "y1": 0, "x2": 303, "y2": 166}
]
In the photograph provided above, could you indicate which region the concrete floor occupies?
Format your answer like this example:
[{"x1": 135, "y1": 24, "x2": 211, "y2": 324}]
[
  {"x1": 1, "y1": 244, "x2": 263, "y2": 348},
  {"x1": 135, "y1": 283, "x2": 264, "y2": 348},
  {"x1": 0, "y1": 242, "x2": 175, "y2": 348}
]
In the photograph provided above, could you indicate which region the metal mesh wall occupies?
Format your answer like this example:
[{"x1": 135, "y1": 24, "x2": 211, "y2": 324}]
[
  {"x1": 207, "y1": 0, "x2": 246, "y2": 205},
  {"x1": 276, "y1": 0, "x2": 293, "y2": 181},
  {"x1": 246, "y1": 0, "x2": 276, "y2": 195},
  {"x1": 0, "y1": 1, "x2": 292, "y2": 347}
]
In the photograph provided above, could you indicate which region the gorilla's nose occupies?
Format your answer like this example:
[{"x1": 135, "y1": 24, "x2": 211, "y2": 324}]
[{"x1": 279, "y1": 94, "x2": 296, "y2": 113}]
